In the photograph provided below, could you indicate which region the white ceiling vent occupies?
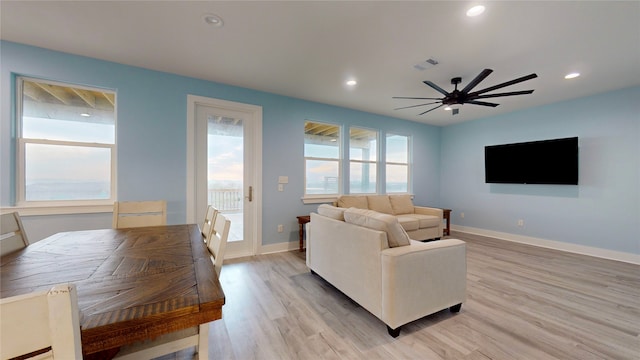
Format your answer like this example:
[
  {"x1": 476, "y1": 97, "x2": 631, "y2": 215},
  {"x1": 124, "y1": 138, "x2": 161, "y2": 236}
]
[{"x1": 414, "y1": 58, "x2": 439, "y2": 71}]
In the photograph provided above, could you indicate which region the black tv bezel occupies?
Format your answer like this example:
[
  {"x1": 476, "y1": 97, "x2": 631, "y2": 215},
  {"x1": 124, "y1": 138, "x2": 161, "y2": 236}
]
[{"x1": 484, "y1": 137, "x2": 579, "y2": 185}]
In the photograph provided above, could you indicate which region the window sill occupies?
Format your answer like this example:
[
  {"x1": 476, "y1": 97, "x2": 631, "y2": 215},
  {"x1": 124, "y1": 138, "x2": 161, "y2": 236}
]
[
  {"x1": 301, "y1": 193, "x2": 415, "y2": 205},
  {"x1": 301, "y1": 196, "x2": 338, "y2": 205},
  {"x1": 1, "y1": 204, "x2": 114, "y2": 216}
]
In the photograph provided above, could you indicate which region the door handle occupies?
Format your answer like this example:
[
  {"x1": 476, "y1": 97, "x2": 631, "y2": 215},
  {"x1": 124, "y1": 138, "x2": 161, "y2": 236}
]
[{"x1": 248, "y1": 186, "x2": 253, "y2": 202}]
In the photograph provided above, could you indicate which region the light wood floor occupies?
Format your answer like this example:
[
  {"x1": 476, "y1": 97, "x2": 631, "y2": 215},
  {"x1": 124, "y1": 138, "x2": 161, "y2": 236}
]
[{"x1": 161, "y1": 232, "x2": 640, "y2": 359}]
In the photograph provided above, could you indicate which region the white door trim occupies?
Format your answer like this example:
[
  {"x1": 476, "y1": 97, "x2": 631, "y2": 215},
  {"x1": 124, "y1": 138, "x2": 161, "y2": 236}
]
[{"x1": 186, "y1": 95, "x2": 262, "y2": 256}]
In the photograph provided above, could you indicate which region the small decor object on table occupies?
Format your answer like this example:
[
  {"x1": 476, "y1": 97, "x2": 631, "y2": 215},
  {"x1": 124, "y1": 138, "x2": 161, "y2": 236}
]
[{"x1": 296, "y1": 215, "x2": 311, "y2": 251}]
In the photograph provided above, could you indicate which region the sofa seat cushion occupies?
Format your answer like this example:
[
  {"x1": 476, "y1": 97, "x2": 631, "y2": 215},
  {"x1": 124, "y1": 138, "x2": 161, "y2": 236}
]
[
  {"x1": 344, "y1": 208, "x2": 411, "y2": 248},
  {"x1": 396, "y1": 215, "x2": 420, "y2": 231},
  {"x1": 337, "y1": 195, "x2": 369, "y2": 209},
  {"x1": 317, "y1": 204, "x2": 346, "y2": 221},
  {"x1": 401, "y1": 214, "x2": 440, "y2": 229},
  {"x1": 366, "y1": 195, "x2": 394, "y2": 214},
  {"x1": 389, "y1": 195, "x2": 415, "y2": 215}
]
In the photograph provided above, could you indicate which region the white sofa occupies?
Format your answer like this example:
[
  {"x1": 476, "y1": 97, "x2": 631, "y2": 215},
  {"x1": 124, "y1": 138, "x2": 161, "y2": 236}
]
[
  {"x1": 334, "y1": 194, "x2": 443, "y2": 241},
  {"x1": 306, "y1": 206, "x2": 466, "y2": 337}
]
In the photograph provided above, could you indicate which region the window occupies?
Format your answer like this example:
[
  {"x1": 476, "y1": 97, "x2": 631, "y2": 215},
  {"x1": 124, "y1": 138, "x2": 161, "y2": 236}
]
[
  {"x1": 304, "y1": 121, "x2": 340, "y2": 196},
  {"x1": 16, "y1": 77, "x2": 116, "y2": 205},
  {"x1": 386, "y1": 133, "x2": 410, "y2": 193},
  {"x1": 349, "y1": 127, "x2": 377, "y2": 193}
]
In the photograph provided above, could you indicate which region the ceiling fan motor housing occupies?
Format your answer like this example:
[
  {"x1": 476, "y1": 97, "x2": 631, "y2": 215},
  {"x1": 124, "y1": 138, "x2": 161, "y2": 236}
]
[{"x1": 446, "y1": 77, "x2": 464, "y2": 105}]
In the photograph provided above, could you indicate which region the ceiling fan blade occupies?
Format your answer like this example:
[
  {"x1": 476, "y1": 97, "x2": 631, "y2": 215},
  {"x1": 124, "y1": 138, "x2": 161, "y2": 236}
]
[
  {"x1": 461, "y1": 69, "x2": 493, "y2": 94},
  {"x1": 418, "y1": 104, "x2": 445, "y2": 115},
  {"x1": 470, "y1": 90, "x2": 534, "y2": 99},
  {"x1": 394, "y1": 101, "x2": 441, "y2": 110},
  {"x1": 466, "y1": 100, "x2": 500, "y2": 107},
  {"x1": 392, "y1": 96, "x2": 443, "y2": 100},
  {"x1": 470, "y1": 73, "x2": 538, "y2": 96},
  {"x1": 423, "y1": 81, "x2": 450, "y2": 96}
]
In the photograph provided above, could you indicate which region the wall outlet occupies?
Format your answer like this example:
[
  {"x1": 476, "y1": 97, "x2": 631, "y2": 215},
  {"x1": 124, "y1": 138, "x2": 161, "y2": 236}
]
[
  {"x1": 277, "y1": 224, "x2": 284, "y2": 232},
  {"x1": 517, "y1": 219, "x2": 524, "y2": 227},
  {"x1": 460, "y1": 212, "x2": 465, "y2": 219}
]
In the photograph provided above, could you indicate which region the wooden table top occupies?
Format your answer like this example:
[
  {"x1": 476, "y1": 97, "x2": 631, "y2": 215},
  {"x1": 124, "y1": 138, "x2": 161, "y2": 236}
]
[{"x1": 0, "y1": 224, "x2": 225, "y2": 357}]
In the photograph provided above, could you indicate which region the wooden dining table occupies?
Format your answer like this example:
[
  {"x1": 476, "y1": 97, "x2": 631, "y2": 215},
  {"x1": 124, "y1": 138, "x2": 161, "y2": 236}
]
[{"x1": 0, "y1": 223, "x2": 225, "y2": 359}]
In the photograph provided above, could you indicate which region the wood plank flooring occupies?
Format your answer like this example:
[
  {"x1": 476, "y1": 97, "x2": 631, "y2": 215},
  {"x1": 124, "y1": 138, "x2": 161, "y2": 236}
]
[{"x1": 159, "y1": 232, "x2": 640, "y2": 359}]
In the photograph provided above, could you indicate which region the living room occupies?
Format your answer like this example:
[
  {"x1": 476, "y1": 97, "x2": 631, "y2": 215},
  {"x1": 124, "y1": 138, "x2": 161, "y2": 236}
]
[{"x1": 0, "y1": 2, "x2": 638, "y2": 359}]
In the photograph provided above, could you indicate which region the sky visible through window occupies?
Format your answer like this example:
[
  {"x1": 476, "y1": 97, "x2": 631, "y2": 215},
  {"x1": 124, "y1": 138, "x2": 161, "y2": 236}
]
[{"x1": 22, "y1": 117, "x2": 114, "y2": 201}]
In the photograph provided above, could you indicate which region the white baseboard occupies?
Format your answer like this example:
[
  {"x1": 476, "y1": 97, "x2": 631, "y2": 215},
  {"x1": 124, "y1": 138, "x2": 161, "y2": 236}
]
[
  {"x1": 451, "y1": 225, "x2": 640, "y2": 265},
  {"x1": 259, "y1": 240, "x2": 302, "y2": 255}
]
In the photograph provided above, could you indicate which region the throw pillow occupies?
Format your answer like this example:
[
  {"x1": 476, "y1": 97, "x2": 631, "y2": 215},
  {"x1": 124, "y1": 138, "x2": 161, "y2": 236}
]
[
  {"x1": 317, "y1": 204, "x2": 346, "y2": 221},
  {"x1": 389, "y1": 195, "x2": 415, "y2": 215},
  {"x1": 366, "y1": 195, "x2": 394, "y2": 214},
  {"x1": 343, "y1": 208, "x2": 411, "y2": 247},
  {"x1": 337, "y1": 195, "x2": 368, "y2": 209}
]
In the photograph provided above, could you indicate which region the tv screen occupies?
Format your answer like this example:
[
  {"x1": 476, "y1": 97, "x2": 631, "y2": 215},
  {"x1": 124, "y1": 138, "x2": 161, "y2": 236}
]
[{"x1": 485, "y1": 137, "x2": 579, "y2": 185}]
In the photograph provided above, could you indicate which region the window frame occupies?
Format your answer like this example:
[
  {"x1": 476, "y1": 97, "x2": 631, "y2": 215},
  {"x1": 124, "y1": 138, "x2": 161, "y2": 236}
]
[
  {"x1": 15, "y1": 76, "x2": 117, "y2": 210},
  {"x1": 348, "y1": 126, "x2": 379, "y2": 194},
  {"x1": 303, "y1": 120, "x2": 342, "y2": 199}
]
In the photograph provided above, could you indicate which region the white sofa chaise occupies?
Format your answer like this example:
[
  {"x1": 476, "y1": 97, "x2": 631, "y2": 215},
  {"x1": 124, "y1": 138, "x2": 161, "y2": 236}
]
[
  {"x1": 334, "y1": 195, "x2": 443, "y2": 241},
  {"x1": 306, "y1": 206, "x2": 466, "y2": 337}
]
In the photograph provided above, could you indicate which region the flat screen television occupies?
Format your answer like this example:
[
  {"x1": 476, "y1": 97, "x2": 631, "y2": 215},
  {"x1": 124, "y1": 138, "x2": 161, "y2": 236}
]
[{"x1": 484, "y1": 137, "x2": 579, "y2": 185}]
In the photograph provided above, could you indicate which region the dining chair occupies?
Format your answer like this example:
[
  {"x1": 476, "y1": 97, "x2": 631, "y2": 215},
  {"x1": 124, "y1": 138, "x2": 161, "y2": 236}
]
[
  {"x1": 208, "y1": 213, "x2": 231, "y2": 278},
  {"x1": 112, "y1": 200, "x2": 167, "y2": 229},
  {"x1": 0, "y1": 283, "x2": 82, "y2": 360},
  {"x1": 1, "y1": 212, "x2": 29, "y2": 256},
  {"x1": 201, "y1": 205, "x2": 219, "y2": 245},
  {"x1": 114, "y1": 215, "x2": 231, "y2": 360}
]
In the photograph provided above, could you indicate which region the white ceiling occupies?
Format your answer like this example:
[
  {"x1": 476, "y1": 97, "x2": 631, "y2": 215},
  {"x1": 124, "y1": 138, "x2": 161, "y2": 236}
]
[{"x1": 2, "y1": 1, "x2": 639, "y2": 126}]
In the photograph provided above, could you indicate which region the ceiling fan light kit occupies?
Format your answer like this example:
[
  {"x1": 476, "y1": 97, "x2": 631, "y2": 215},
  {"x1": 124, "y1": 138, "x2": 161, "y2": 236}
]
[{"x1": 393, "y1": 69, "x2": 538, "y2": 116}]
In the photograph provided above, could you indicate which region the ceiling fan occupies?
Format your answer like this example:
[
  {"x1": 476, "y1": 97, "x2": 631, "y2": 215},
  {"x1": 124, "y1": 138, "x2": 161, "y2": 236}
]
[{"x1": 393, "y1": 69, "x2": 538, "y2": 115}]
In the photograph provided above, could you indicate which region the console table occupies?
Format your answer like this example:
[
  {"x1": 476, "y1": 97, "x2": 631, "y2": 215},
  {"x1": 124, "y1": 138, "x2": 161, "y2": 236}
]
[
  {"x1": 442, "y1": 208, "x2": 451, "y2": 236},
  {"x1": 296, "y1": 215, "x2": 311, "y2": 251}
]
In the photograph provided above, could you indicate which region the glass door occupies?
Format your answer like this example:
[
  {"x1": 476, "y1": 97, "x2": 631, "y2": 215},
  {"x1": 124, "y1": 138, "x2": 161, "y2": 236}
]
[{"x1": 194, "y1": 101, "x2": 259, "y2": 258}]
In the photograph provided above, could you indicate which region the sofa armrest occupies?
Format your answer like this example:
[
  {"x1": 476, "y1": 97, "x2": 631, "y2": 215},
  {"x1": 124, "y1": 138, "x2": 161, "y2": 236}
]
[
  {"x1": 308, "y1": 213, "x2": 388, "y2": 318},
  {"x1": 380, "y1": 239, "x2": 466, "y2": 329},
  {"x1": 413, "y1": 206, "x2": 443, "y2": 218}
]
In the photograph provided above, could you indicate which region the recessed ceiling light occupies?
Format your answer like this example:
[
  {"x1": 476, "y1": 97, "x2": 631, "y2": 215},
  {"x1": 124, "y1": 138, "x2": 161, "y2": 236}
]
[
  {"x1": 564, "y1": 72, "x2": 580, "y2": 79},
  {"x1": 80, "y1": 113, "x2": 91, "y2": 117},
  {"x1": 466, "y1": 5, "x2": 485, "y2": 17},
  {"x1": 444, "y1": 106, "x2": 452, "y2": 111},
  {"x1": 203, "y1": 14, "x2": 224, "y2": 27},
  {"x1": 346, "y1": 80, "x2": 357, "y2": 86}
]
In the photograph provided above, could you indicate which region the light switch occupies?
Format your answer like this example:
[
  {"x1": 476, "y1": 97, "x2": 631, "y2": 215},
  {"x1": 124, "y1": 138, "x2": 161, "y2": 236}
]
[{"x1": 278, "y1": 184, "x2": 284, "y2": 192}]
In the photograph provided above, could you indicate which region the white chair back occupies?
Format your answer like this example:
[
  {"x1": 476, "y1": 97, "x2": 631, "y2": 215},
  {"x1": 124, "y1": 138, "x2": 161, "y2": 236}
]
[
  {"x1": 207, "y1": 213, "x2": 230, "y2": 278},
  {"x1": 202, "y1": 205, "x2": 219, "y2": 245},
  {"x1": 1, "y1": 212, "x2": 29, "y2": 256},
  {"x1": 113, "y1": 200, "x2": 167, "y2": 229},
  {"x1": 0, "y1": 283, "x2": 82, "y2": 360}
]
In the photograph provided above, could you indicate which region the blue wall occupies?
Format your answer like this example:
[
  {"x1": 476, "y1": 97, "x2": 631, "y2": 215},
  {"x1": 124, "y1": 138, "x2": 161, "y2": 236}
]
[
  {"x1": 2, "y1": 41, "x2": 638, "y2": 255},
  {"x1": 440, "y1": 86, "x2": 640, "y2": 254},
  {"x1": 0, "y1": 41, "x2": 442, "y2": 245}
]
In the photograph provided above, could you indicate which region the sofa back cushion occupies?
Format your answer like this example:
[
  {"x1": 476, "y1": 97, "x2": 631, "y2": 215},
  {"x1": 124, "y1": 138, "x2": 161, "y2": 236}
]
[
  {"x1": 337, "y1": 195, "x2": 368, "y2": 209},
  {"x1": 343, "y1": 208, "x2": 411, "y2": 247},
  {"x1": 367, "y1": 195, "x2": 394, "y2": 214},
  {"x1": 317, "y1": 204, "x2": 346, "y2": 221},
  {"x1": 389, "y1": 195, "x2": 415, "y2": 215}
]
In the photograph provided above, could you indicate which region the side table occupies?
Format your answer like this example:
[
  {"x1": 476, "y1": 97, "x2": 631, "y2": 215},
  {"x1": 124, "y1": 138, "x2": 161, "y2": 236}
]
[
  {"x1": 296, "y1": 215, "x2": 311, "y2": 252},
  {"x1": 442, "y1": 209, "x2": 451, "y2": 236}
]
